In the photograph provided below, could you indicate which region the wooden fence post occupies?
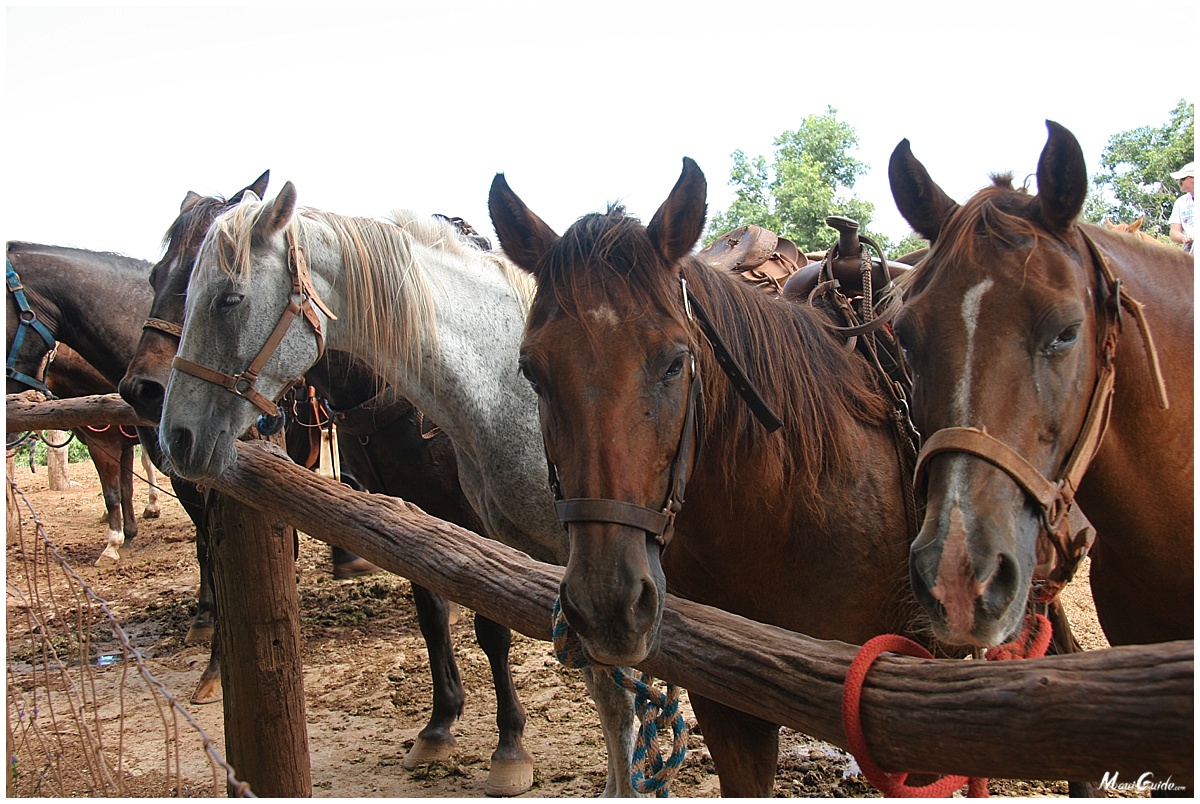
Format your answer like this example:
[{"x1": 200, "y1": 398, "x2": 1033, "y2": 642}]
[{"x1": 208, "y1": 487, "x2": 311, "y2": 797}]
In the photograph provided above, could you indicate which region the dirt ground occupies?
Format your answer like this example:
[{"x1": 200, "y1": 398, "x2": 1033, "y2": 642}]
[{"x1": 6, "y1": 455, "x2": 1126, "y2": 798}]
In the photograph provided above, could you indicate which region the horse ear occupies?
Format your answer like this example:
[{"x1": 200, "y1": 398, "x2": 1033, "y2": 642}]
[
  {"x1": 889, "y1": 139, "x2": 959, "y2": 243},
  {"x1": 488, "y1": 173, "x2": 560, "y2": 278},
  {"x1": 254, "y1": 181, "x2": 298, "y2": 242},
  {"x1": 646, "y1": 157, "x2": 707, "y2": 264},
  {"x1": 180, "y1": 191, "x2": 203, "y2": 213},
  {"x1": 1131, "y1": 216, "x2": 1144, "y2": 233},
  {"x1": 1033, "y1": 120, "x2": 1087, "y2": 232},
  {"x1": 231, "y1": 170, "x2": 270, "y2": 205}
]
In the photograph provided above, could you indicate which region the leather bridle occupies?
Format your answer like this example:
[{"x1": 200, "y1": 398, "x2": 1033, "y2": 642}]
[
  {"x1": 171, "y1": 228, "x2": 336, "y2": 417},
  {"x1": 6, "y1": 260, "x2": 57, "y2": 394},
  {"x1": 545, "y1": 275, "x2": 781, "y2": 548},
  {"x1": 912, "y1": 230, "x2": 1169, "y2": 594}
]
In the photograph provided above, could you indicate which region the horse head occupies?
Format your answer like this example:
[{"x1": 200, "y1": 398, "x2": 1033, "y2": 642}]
[
  {"x1": 119, "y1": 171, "x2": 270, "y2": 423},
  {"x1": 888, "y1": 121, "x2": 1103, "y2": 647},
  {"x1": 489, "y1": 159, "x2": 708, "y2": 666},
  {"x1": 160, "y1": 181, "x2": 332, "y2": 480}
]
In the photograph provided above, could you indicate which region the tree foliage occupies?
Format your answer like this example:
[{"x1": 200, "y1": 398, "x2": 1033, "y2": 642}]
[
  {"x1": 1084, "y1": 100, "x2": 1194, "y2": 238},
  {"x1": 707, "y1": 107, "x2": 890, "y2": 253}
]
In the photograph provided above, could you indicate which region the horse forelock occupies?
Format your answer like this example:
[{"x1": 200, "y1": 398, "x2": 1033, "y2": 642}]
[
  {"x1": 901, "y1": 177, "x2": 1060, "y2": 294},
  {"x1": 534, "y1": 207, "x2": 669, "y2": 334}
]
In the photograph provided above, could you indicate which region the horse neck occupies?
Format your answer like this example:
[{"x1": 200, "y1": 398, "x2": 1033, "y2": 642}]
[
  {"x1": 311, "y1": 226, "x2": 543, "y2": 467},
  {"x1": 16, "y1": 248, "x2": 151, "y2": 386}
]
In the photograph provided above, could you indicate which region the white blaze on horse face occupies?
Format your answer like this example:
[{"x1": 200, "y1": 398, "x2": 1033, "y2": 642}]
[
  {"x1": 953, "y1": 278, "x2": 995, "y2": 422},
  {"x1": 586, "y1": 305, "x2": 621, "y2": 330},
  {"x1": 945, "y1": 278, "x2": 996, "y2": 508}
]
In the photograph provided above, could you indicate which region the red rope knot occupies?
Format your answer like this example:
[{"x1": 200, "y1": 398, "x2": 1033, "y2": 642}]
[{"x1": 841, "y1": 614, "x2": 1051, "y2": 797}]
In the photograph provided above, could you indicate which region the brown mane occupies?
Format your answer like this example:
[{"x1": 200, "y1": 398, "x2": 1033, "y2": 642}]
[{"x1": 537, "y1": 207, "x2": 889, "y2": 513}]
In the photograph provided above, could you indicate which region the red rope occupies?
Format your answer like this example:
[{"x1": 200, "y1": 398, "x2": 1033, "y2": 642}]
[{"x1": 841, "y1": 613, "x2": 1051, "y2": 798}]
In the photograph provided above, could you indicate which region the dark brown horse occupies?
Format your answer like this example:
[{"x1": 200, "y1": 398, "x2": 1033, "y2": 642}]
[
  {"x1": 118, "y1": 178, "x2": 535, "y2": 795},
  {"x1": 888, "y1": 120, "x2": 1193, "y2": 648},
  {"x1": 489, "y1": 159, "x2": 927, "y2": 796}
]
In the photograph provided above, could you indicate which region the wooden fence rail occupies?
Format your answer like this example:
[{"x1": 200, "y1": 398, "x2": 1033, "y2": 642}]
[{"x1": 7, "y1": 393, "x2": 1194, "y2": 790}]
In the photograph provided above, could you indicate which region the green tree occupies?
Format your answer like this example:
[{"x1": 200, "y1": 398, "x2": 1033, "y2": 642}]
[
  {"x1": 708, "y1": 107, "x2": 888, "y2": 253},
  {"x1": 1084, "y1": 100, "x2": 1194, "y2": 238}
]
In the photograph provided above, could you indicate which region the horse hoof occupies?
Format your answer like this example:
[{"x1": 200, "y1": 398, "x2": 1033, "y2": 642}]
[
  {"x1": 190, "y1": 676, "x2": 222, "y2": 705},
  {"x1": 333, "y1": 558, "x2": 381, "y2": 580},
  {"x1": 122, "y1": 535, "x2": 135, "y2": 548},
  {"x1": 484, "y1": 757, "x2": 534, "y2": 797},
  {"x1": 95, "y1": 544, "x2": 121, "y2": 565},
  {"x1": 402, "y1": 735, "x2": 457, "y2": 769},
  {"x1": 184, "y1": 623, "x2": 215, "y2": 645},
  {"x1": 142, "y1": 505, "x2": 161, "y2": 519}
]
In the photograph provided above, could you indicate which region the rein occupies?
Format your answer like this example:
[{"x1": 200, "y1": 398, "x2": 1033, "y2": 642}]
[
  {"x1": 171, "y1": 228, "x2": 337, "y2": 417},
  {"x1": 912, "y1": 229, "x2": 1169, "y2": 594},
  {"x1": 6, "y1": 260, "x2": 58, "y2": 394}
]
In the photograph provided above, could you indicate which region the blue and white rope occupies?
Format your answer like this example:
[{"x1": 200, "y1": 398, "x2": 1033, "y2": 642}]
[{"x1": 552, "y1": 597, "x2": 688, "y2": 796}]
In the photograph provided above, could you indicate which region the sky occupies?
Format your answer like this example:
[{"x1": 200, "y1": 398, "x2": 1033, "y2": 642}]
[{"x1": 4, "y1": 2, "x2": 1195, "y2": 264}]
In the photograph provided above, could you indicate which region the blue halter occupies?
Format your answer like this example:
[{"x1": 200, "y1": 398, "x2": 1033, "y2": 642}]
[{"x1": 6, "y1": 259, "x2": 58, "y2": 394}]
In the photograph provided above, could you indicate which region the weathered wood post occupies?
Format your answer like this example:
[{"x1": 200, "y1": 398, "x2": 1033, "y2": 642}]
[{"x1": 207, "y1": 484, "x2": 311, "y2": 797}]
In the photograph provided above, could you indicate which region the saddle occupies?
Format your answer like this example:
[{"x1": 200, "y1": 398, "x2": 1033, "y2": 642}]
[{"x1": 697, "y1": 224, "x2": 807, "y2": 295}]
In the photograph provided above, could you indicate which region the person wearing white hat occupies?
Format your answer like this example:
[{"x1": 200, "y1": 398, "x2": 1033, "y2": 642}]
[{"x1": 1168, "y1": 161, "x2": 1194, "y2": 252}]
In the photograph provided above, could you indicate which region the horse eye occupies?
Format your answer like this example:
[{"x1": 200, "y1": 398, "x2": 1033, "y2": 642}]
[
  {"x1": 519, "y1": 363, "x2": 541, "y2": 394},
  {"x1": 217, "y1": 292, "x2": 245, "y2": 310},
  {"x1": 1048, "y1": 324, "x2": 1080, "y2": 352},
  {"x1": 663, "y1": 356, "x2": 685, "y2": 381}
]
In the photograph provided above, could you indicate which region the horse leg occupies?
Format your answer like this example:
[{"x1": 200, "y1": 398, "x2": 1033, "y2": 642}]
[
  {"x1": 474, "y1": 613, "x2": 533, "y2": 796},
  {"x1": 1044, "y1": 599, "x2": 1100, "y2": 797},
  {"x1": 403, "y1": 583, "x2": 464, "y2": 768},
  {"x1": 190, "y1": 608, "x2": 223, "y2": 704},
  {"x1": 581, "y1": 665, "x2": 638, "y2": 797},
  {"x1": 171, "y1": 478, "x2": 215, "y2": 645},
  {"x1": 85, "y1": 431, "x2": 125, "y2": 564},
  {"x1": 140, "y1": 447, "x2": 161, "y2": 519},
  {"x1": 688, "y1": 693, "x2": 779, "y2": 797},
  {"x1": 118, "y1": 439, "x2": 138, "y2": 547}
]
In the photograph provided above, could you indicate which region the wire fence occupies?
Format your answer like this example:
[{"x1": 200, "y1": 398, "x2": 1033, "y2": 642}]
[{"x1": 5, "y1": 476, "x2": 252, "y2": 798}]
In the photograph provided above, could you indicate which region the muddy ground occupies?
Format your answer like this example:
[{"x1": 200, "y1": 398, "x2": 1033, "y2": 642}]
[{"x1": 6, "y1": 455, "x2": 1126, "y2": 798}]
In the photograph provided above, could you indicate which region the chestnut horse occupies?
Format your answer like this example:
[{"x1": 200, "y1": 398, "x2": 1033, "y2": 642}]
[
  {"x1": 119, "y1": 177, "x2": 535, "y2": 794},
  {"x1": 889, "y1": 120, "x2": 1193, "y2": 648},
  {"x1": 489, "y1": 159, "x2": 927, "y2": 796}
]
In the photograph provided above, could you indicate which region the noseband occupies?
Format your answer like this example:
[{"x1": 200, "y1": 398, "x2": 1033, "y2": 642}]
[
  {"x1": 6, "y1": 260, "x2": 57, "y2": 394},
  {"x1": 913, "y1": 230, "x2": 1168, "y2": 594},
  {"x1": 171, "y1": 229, "x2": 336, "y2": 417},
  {"x1": 546, "y1": 275, "x2": 782, "y2": 548}
]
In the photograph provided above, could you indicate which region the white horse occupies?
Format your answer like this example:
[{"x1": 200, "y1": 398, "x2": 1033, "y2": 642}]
[{"x1": 158, "y1": 183, "x2": 640, "y2": 797}]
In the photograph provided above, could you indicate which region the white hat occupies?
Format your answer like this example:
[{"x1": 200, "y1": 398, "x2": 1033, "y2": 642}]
[{"x1": 1170, "y1": 161, "x2": 1194, "y2": 180}]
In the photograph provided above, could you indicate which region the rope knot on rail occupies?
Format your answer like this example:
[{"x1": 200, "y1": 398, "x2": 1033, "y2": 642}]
[
  {"x1": 552, "y1": 597, "x2": 688, "y2": 796},
  {"x1": 842, "y1": 613, "x2": 1051, "y2": 798}
]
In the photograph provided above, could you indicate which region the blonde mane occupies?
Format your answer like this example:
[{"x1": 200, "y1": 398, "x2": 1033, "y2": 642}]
[{"x1": 203, "y1": 198, "x2": 536, "y2": 385}]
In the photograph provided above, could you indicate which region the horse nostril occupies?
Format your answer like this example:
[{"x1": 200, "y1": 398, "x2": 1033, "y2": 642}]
[
  {"x1": 630, "y1": 577, "x2": 659, "y2": 634},
  {"x1": 168, "y1": 427, "x2": 193, "y2": 460},
  {"x1": 981, "y1": 551, "x2": 1020, "y2": 617}
]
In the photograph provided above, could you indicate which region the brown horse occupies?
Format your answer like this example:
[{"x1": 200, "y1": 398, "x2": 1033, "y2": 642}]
[
  {"x1": 44, "y1": 345, "x2": 161, "y2": 562},
  {"x1": 1103, "y1": 215, "x2": 1167, "y2": 247},
  {"x1": 489, "y1": 159, "x2": 927, "y2": 796},
  {"x1": 889, "y1": 120, "x2": 1193, "y2": 648},
  {"x1": 118, "y1": 177, "x2": 536, "y2": 795}
]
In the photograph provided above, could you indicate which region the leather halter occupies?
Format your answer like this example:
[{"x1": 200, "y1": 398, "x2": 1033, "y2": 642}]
[
  {"x1": 912, "y1": 230, "x2": 1168, "y2": 590},
  {"x1": 546, "y1": 275, "x2": 782, "y2": 547},
  {"x1": 6, "y1": 260, "x2": 57, "y2": 394},
  {"x1": 171, "y1": 228, "x2": 336, "y2": 417}
]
